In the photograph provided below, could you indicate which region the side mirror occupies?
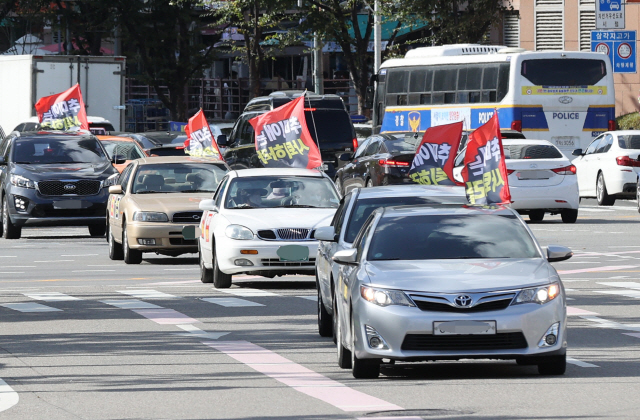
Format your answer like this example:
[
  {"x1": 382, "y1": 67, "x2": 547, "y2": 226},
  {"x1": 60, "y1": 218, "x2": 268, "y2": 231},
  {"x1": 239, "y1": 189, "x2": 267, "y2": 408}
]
[
  {"x1": 546, "y1": 245, "x2": 573, "y2": 262},
  {"x1": 108, "y1": 185, "x2": 123, "y2": 195},
  {"x1": 572, "y1": 149, "x2": 583, "y2": 156},
  {"x1": 339, "y1": 152, "x2": 352, "y2": 161},
  {"x1": 199, "y1": 198, "x2": 217, "y2": 211},
  {"x1": 112, "y1": 155, "x2": 127, "y2": 165},
  {"x1": 364, "y1": 86, "x2": 374, "y2": 109},
  {"x1": 216, "y1": 134, "x2": 228, "y2": 147},
  {"x1": 314, "y1": 226, "x2": 337, "y2": 242},
  {"x1": 333, "y1": 248, "x2": 358, "y2": 265}
]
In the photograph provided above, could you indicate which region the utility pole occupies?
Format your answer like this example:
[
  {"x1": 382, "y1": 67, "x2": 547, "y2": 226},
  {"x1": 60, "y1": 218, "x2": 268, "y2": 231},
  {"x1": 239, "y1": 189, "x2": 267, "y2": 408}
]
[{"x1": 374, "y1": 0, "x2": 381, "y2": 73}]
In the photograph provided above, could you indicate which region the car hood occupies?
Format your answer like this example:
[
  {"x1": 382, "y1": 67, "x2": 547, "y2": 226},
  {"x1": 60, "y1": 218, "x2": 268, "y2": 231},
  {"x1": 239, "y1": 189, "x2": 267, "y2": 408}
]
[
  {"x1": 364, "y1": 259, "x2": 553, "y2": 293},
  {"x1": 223, "y1": 208, "x2": 335, "y2": 230},
  {"x1": 130, "y1": 193, "x2": 212, "y2": 214},
  {"x1": 14, "y1": 161, "x2": 115, "y2": 180}
]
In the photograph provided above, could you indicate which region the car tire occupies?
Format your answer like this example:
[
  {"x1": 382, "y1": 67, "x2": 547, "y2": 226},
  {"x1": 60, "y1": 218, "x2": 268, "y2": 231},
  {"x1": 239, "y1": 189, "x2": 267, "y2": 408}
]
[
  {"x1": 331, "y1": 280, "x2": 338, "y2": 344},
  {"x1": 108, "y1": 223, "x2": 124, "y2": 260},
  {"x1": 366, "y1": 178, "x2": 373, "y2": 188},
  {"x1": 561, "y1": 209, "x2": 578, "y2": 223},
  {"x1": 529, "y1": 210, "x2": 544, "y2": 222},
  {"x1": 2, "y1": 197, "x2": 21, "y2": 239},
  {"x1": 537, "y1": 354, "x2": 566, "y2": 375},
  {"x1": 122, "y1": 221, "x2": 142, "y2": 264},
  {"x1": 351, "y1": 315, "x2": 380, "y2": 379},
  {"x1": 596, "y1": 172, "x2": 615, "y2": 206},
  {"x1": 200, "y1": 248, "x2": 213, "y2": 283},
  {"x1": 335, "y1": 301, "x2": 351, "y2": 369},
  {"x1": 89, "y1": 224, "x2": 106, "y2": 237},
  {"x1": 317, "y1": 274, "x2": 333, "y2": 337},
  {"x1": 212, "y1": 246, "x2": 232, "y2": 288}
]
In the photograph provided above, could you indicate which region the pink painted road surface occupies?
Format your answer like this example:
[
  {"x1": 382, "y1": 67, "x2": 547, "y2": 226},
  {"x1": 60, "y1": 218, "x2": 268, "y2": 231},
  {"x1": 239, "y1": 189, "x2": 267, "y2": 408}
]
[
  {"x1": 558, "y1": 265, "x2": 637, "y2": 275},
  {"x1": 132, "y1": 309, "x2": 198, "y2": 325},
  {"x1": 567, "y1": 307, "x2": 599, "y2": 316},
  {"x1": 205, "y1": 340, "x2": 402, "y2": 412}
]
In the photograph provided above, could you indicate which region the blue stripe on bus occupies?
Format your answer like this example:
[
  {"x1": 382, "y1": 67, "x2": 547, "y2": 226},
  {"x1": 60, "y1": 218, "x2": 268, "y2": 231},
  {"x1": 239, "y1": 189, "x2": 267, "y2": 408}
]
[{"x1": 583, "y1": 107, "x2": 614, "y2": 130}]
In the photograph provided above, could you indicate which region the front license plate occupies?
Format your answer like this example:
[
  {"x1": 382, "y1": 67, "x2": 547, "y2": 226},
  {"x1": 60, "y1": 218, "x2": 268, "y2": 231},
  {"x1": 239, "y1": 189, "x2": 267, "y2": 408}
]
[
  {"x1": 277, "y1": 244, "x2": 309, "y2": 262},
  {"x1": 433, "y1": 320, "x2": 496, "y2": 335},
  {"x1": 53, "y1": 200, "x2": 84, "y2": 209}
]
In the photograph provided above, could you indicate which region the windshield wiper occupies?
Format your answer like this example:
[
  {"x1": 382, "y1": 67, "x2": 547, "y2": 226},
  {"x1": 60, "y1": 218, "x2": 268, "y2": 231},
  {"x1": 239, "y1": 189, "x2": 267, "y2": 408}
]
[
  {"x1": 180, "y1": 189, "x2": 214, "y2": 193},
  {"x1": 372, "y1": 258, "x2": 402, "y2": 261},
  {"x1": 234, "y1": 204, "x2": 257, "y2": 209},
  {"x1": 14, "y1": 161, "x2": 32, "y2": 164},
  {"x1": 278, "y1": 204, "x2": 317, "y2": 208}
]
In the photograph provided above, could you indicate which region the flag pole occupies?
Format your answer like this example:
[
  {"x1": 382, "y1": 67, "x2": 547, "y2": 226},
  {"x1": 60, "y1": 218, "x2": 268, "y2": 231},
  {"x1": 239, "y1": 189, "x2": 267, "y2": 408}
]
[{"x1": 303, "y1": 90, "x2": 322, "y2": 171}]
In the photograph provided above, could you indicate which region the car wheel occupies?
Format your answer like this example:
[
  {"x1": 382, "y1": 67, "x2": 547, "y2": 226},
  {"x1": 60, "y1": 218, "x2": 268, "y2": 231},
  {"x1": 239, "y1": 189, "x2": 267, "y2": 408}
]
[
  {"x1": 637, "y1": 181, "x2": 640, "y2": 214},
  {"x1": 366, "y1": 179, "x2": 374, "y2": 188},
  {"x1": 2, "y1": 196, "x2": 21, "y2": 239},
  {"x1": 200, "y1": 248, "x2": 213, "y2": 283},
  {"x1": 529, "y1": 210, "x2": 544, "y2": 222},
  {"x1": 317, "y1": 274, "x2": 333, "y2": 337},
  {"x1": 122, "y1": 221, "x2": 142, "y2": 264},
  {"x1": 335, "y1": 177, "x2": 343, "y2": 195},
  {"x1": 335, "y1": 300, "x2": 351, "y2": 369},
  {"x1": 350, "y1": 315, "x2": 380, "y2": 379},
  {"x1": 561, "y1": 209, "x2": 578, "y2": 223},
  {"x1": 108, "y1": 223, "x2": 124, "y2": 260},
  {"x1": 89, "y1": 224, "x2": 106, "y2": 237},
  {"x1": 212, "y1": 246, "x2": 232, "y2": 288},
  {"x1": 596, "y1": 172, "x2": 615, "y2": 206},
  {"x1": 537, "y1": 354, "x2": 566, "y2": 375}
]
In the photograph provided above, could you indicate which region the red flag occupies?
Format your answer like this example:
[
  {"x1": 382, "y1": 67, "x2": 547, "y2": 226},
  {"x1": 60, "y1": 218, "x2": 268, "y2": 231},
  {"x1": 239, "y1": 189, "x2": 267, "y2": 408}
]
[
  {"x1": 35, "y1": 84, "x2": 89, "y2": 130},
  {"x1": 249, "y1": 95, "x2": 322, "y2": 169},
  {"x1": 185, "y1": 109, "x2": 223, "y2": 159},
  {"x1": 460, "y1": 113, "x2": 511, "y2": 205},
  {"x1": 408, "y1": 121, "x2": 463, "y2": 185}
]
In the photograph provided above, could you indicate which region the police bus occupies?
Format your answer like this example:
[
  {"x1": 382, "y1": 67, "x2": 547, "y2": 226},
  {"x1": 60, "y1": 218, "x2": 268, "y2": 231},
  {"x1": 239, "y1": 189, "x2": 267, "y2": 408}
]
[{"x1": 371, "y1": 44, "x2": 615, "y2": 157}]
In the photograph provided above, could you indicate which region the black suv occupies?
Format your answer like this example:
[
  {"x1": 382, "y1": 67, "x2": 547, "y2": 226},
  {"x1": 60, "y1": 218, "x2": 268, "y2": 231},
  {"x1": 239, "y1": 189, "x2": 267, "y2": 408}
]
[
  {"x1": 218, "y1": 91, "x2": 357, "y2": 179},
  {"x1": 0, "y1": 131, "x2": 118, "y2": 239}
]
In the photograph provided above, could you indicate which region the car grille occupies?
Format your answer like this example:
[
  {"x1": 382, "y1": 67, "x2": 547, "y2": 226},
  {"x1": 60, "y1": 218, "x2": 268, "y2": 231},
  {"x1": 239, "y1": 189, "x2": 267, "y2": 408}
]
[
  {"x1": 37, "y1": 180, "x2": 101, "y2": 196},
  {"x1": 169, "y1": 238, "x2": 197, "y2": 246},
  {"x1": 257, "y1": 228, "x2": 312, "y2": 241},
  {"x1": 172, "y1": 211, "x2": 202, "y2": 223},
  {"x1": 257, "y1": 230, "x2": 277, "y2": 240},
  {"x1": 413, "y1": 298, "x2": 513, "y2": 313},
  {"x1": 401, "y1": 332, "x2": 528, "y2": 351},
  {"x1": 260, "y1": 258, "x2": 316, "y2": 267}
]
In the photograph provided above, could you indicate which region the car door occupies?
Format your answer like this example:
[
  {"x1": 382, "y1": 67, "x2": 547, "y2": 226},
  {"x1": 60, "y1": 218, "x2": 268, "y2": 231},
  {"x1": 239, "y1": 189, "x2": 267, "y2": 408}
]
[
  {"x1": 109, "y1": 162, "x2": 135, "y2": 241},
  {"x1": 355, "y1": 138, "x2": 381, "y2": 188},
  {"x1": 342, "y1": 138, "x2": 370, "y2": 193},
  {"x1": 596, "y1": 134, "x2": 615, "y2": 190},
  {"x1": 200, "y1": 175, "x2": 229, "y2": 263},
  {"x1": 206, "y1": 176, "x2": 235, "y2": 255},
  {"x1": 575, "y1": 136, "x2": 603, "y2": 196},
  {"x1": 230, "y1": 113, "x2": 262, "y2": 170}
]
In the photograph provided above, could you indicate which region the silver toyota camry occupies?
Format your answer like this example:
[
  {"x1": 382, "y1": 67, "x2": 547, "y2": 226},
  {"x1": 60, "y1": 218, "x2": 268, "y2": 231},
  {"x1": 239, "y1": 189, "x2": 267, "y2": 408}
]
[{"x1": 333, "y1": 205, "x2": 572, "y2": 379}]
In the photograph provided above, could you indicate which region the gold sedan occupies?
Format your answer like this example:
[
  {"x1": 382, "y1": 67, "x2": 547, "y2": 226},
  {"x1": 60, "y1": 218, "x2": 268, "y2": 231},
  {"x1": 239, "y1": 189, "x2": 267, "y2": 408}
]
[{"x1": 107, "y1": 156, "x2": 230, "y2": 264}]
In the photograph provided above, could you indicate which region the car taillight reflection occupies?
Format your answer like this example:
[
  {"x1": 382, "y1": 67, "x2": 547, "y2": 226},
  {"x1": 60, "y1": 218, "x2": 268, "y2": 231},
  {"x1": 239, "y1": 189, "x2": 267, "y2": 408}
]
[{"x1": 379, "y1": 159, "x2": 410, "y2": 167}]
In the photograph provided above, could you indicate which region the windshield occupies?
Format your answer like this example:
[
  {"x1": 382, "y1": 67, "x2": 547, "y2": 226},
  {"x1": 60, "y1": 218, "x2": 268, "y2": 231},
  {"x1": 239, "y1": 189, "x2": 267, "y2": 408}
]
[
  {"x1": 521, "y1": 59, "x2": 606, "y2": 86},
  {"x1": 132, "y1": 163, "x2": 228, "y2": 194},
  {"x1": 305, "y1": 110, "x2": 355, "y2": 145},
  {"x1": 618, "y1": 135, "x2": 640, "y2": 149},
  {"x1": 101, "y1": 140, "x2": 145, "y2": 160},
  {"x1": 368, "y1": 214, "x2": 540, "y2": 260},
  {"x1": 12, "y1": 138, "x2": 107, "y2": 164},
  {"x1": 385, "y1": 136, "x2": 421, "y2": 153},
  {"x1": 345, "y1": 196, "x2": 466, "y2": 243},
  {"x1": 225, "y1": 176, "x2": 339, "y2": 209}
]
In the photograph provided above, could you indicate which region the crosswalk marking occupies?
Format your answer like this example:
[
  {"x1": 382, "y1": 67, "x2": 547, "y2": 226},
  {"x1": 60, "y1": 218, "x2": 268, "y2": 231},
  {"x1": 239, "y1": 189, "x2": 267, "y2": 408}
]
[
  {"x1": 594, "y1": 290, "x2": 640, "y2": 299},
  {"x1": 597, "y1": 281, "x2": 640, "y2": 289},
  {"x1": 176, "y1": 324, "x2": 229, "y2": 339},
  {"x1": 118, "y1": 289, "x2": 177, "y2": 299},
  {"x1": 132, "y1": 308, "x2": 198, "y2": 325},
  {"x1": 202, "y1": 297, "x2": 264, "y2": 307},
  {"x1": 297, "y1": 296, "x2": 317, "y2": 301},
  {"x1": 217, "y1": 287, "x2": 279, "y2": 297},
  {"x1": 1, "y1": 302, "x2": 61, "y2": 312},
  {"x1": 24, "y1": 292, "x2": 81, "y2": 302},
  {"x1": 567, "y1": 357, "x2": 599, "y2": 368},
  {"x1": 100, "y1": 299, "x2": 163, "y2": 309},
  {"x1": 567, "y1": 306, "x2": 598, "y2": 316}
]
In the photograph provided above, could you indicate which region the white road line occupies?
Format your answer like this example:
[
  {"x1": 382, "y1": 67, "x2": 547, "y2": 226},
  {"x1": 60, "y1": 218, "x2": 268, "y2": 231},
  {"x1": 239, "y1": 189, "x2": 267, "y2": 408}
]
[
  {"x1": 176, "y1": 324, "x2": 229, "y2": 339},
  {"x1": 202, "y1": 297, "x2": 265, "y2": 307},
  {"x1": 1, "y1": 303, "x2": 61, "y2": 312},
  {"x1": 100, "y1": 299, "x2": 163, "y2": 309},
  {"x1": 594, "y1": 290, "x2": 640, "y2": 298},
  {"x1": 623, "y1": 333, "x2": 640, "y2": 338},
  {"x1": 118, "y1": 289, "x2": 177, "y2": 299},
  {"x1": 143, "y1": 280, "x2": 201, "y2": 285},
  {"x1": 567, "y1": 357, "x2": 599, "y2": 368},
  {"x1": 580, "y1": 315, "x2": 640, "y2": 333},
  {"x1": 558, "y1": 265, "x2": 638, "y2": 275},
  {"x1": 71, "y1": 270, "x2": 116, "y2": 273},
  {"x1": 598, "y1": 281, "x2": 640, "y2": 289},
  {"x1": 61, "y1": 254, "x2": 98, "y2": 256},
  {"x1": 0, "y1": 378, "x2": 19, "y2": 413},
  {"x1": 297, "y1": 296, "x2": 317, "y2": 301},
  {"x1": 163, "y1": 268, "x2": 199, "y2": 271},
  {"x1": 3, "y1": 266, "x2": 35, "y2": 268},
  {"x1": 33, "y1": 260, "x2": 74, "y2": 263},
  {"x1": 0, "y1": 256, "x2": 17, "y2": 258},
  {"x1": 0, "y1": 272, "x2": 24, "y2": 274},
  {"x1": 217, "y1": 287, "x2": 279, "y2": 297},
  {"x1": 24, "y1": 292, "x2": 81, "y2": 302},
  {"x1": 132, "y1": 308, "x2": 198, "y2": 325}
]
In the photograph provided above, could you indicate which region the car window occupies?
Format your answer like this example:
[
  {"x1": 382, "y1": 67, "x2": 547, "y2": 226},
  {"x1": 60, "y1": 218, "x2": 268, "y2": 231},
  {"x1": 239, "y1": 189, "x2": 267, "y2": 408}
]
[
  {"x1": 505, "y1": 144, "x2": 563, "y2": 159},
  {"x1": 618, "y1": 135, "x2": 640, "y2": 149},
  {"x1": 2, "y1": 138, "x2": 13, "y2": 161},
  {"x1": 384, "y1": 137, "x2": 420, "y2": 153},
  {"x1": 331, "y1": 193, "x2": 352, "y2": 238},
  {"x1": 214, "y1": 176, "x2": 230, "y2": 208},
  {"x1": 304, "y1": 109, "x2": 355, "y2": 147},
  {"x1": 132, "y1": 163, "x2": 227, "y2": 194},
  {"x1": 364, "y1": 139, "x2": 380, "y2": 156},
  {"x1": 344, "y1": 195, "x2": 466, "y2": 243},
  {"x1": 119, "y1": 163, "x2": 135, "y2": 193},
  {"x1": 102, "y1": 141, "x2": 146, "y2": 160},
  {"x1": 353, "y1": 138, "x2": 371, "y2": 159},
  {"x1": 596, "y1": 134, "x2": 613, "y2": 154},
  {"x1": 238, "y1": 117, "x2": 256, "y2": 146},
  {"x1": 585, "y1": 136, "x2": 603, "y2": 155},
  {"x1": 354, "y1": 214, "x2": 376, "y2": 261},
  {"x1": 367, "y1": 213, "x2": 539, "y2": 261}
]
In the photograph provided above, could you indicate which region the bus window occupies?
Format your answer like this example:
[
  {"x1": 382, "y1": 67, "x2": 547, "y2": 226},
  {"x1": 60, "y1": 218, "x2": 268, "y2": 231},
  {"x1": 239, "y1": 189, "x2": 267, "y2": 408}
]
[{"x1": 521, "y1": 59, "x2": 606, "y2": 86}]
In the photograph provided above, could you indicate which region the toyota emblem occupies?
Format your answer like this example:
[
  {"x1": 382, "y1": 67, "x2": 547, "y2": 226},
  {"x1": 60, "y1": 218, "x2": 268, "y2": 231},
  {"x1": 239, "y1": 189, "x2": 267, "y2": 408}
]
[
  {"x1": 558, "y1": 96, "x2": 573, "y2": 104},
  {"x1": 63, "y1": 184, "x2": 76, "y2": 191},
  {"x1": 454, "y1": 295, "x2": 472, "y2": 307}
]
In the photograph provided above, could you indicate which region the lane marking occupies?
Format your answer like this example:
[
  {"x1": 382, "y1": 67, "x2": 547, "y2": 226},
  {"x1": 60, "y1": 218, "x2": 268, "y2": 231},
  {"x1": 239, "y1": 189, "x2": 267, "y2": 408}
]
[
  {"x1": 0, "y1": 272, "x2": 24, "y2": 274},
  {"x1": 100, "y1": 299, "x2": 163, "y2": 309},
  {"x1": 1, "y1": 302, "x2": 61, "y2": 312},
  {"x1": 23, "y1": 292, "x2": 81, "y2": 302},
  {"x1": 579, "y1": 315, "x2": 640, "y2": 332},
  {"x1": 0, "y1": 378, "x2": 19, "y2": 413},
  {"x1": 118, "y1": 289, "x2": 177, "y2": 299},
  {"x1": 132, "y1": 309, "x2": 198, "y2": 325},
  {"x1": 567, "y1": 357, "x2": 599, "y2": 368},
  {"x1": 163, "y1": 268, "x2": 199, "y2": 271},
  {"x1": 61, "y1": 254, "x2": 98, "y2": 257},
  {"x1": 594, "y1": 290, "x2": 640, "y2": 299},
  {"x1": 597, "y1": 282, "x2": 640, "y2": 289},
  {"x1": 202, "y1": 297, "x2": 265, "y2": 307},
  {"x1": 204, "y1": 341, "x2": 402, "y2": 412},
  {"x1": 72, "y1": 270, "x2": 116, "y2": 273},
  {"x1": 558, "y1": 265, "x2": 637, "y2": 274},
  {"x1": 567, "y1": 307, "x2": 599, "y2": 316},
  {"x1": 144, "y1": 280, "x2": 200, "y2": 285},
  {"x1": 0, "y1": 256, "x2": 17, "y2": 258},
  {"x1": 176, "y1": 324, "x2": 229, "y2": 339},
  {"x1": 623, "y1": 333, "x2": 640, "y2": 338},
  {"x1": 357, "y1": 418, "x2": 422, "y2": 420},
  {"x1": 217, "y1": 288, "x2": 279, "y2": 297},
  {"x1": 297, "y1": 296, "x2": 317, "y2": 301},
  {"x1": 34, "y1": 260, "x2": 74, "y2": 263}
]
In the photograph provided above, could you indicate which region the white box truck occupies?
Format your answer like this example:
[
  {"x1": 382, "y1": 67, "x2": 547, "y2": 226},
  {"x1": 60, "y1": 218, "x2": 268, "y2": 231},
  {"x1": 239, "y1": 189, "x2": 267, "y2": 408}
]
[{"x1": 0, "y1": 55, "x2": 126, "y2": 133}]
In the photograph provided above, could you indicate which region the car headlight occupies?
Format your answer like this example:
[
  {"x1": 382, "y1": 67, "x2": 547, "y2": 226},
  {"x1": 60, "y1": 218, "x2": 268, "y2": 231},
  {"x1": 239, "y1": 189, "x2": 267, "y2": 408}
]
[
  {"x1": 225, "y1": 224, "x2": 254, "y2": 240},
  {"x1": 133, "y1": 211, "x2": 168, "y2": 222},
  {"x1": 513, "y1": 283, "x2": 560, "y2": 305},
  {"x1": 360, "y1": 285, "x2": 415, "y2": 307},
  {"x1": 10, "y1": 175, "x2": 35, "y2": 189}
]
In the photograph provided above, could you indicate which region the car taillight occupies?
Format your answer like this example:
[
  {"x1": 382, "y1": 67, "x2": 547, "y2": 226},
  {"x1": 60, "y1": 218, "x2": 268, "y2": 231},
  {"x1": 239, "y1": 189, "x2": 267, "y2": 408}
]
[
  {"x1": 609, "y1": 120, "x2": 617, "y2": 131},
  {"x1": 616, "y1": 156, "x2": 640, "y2": 167},
  {"x1": 551, "y1": 165, "x2": 577, "y2": 175},
  {"x1": 352, "y1": 138, "x2": 358, "y2": 150},
  {"x1": 507, "y1": 169, "x2": 516, "y2": 175},
  {"x1": 379, "y1": 159, "x2": 410, "y2": 167},
  {"x1": 511, "y1": 120, "x2": 522, "y2": 132}
]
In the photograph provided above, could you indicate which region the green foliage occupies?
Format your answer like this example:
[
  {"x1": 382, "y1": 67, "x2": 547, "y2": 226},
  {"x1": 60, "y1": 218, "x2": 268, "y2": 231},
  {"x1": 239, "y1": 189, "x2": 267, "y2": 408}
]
[{"x1": 617, "y1": 113, "x2": 640, "y2": 130}]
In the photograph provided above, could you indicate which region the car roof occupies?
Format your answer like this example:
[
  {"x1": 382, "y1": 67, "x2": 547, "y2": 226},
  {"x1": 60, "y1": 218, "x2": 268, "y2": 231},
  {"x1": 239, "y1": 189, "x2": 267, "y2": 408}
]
[
  {"x1": 136, "y1": 156, "x2": 225, "y2": 165},
  {"x1": 502, "y1": 139, "x2": 554, "y2": 146},
  {"x1": 230, "y1": 168, "x2": 325, "y2": 178},
  {"x1": 97, "y1": 135, "x2": 137, "y2": 142},
  {"x1": 355, "y1": 185, "x2": 466, "y2": 199},
  {"x1": 608, "y1": 130, "x2": 640, "y2": 136},
  {"x1": 379, "y1": 204, "x2": 514, "y2": 218},
  {"x1": 12, "y1": 131, "x2": 96, "y2": 141}
]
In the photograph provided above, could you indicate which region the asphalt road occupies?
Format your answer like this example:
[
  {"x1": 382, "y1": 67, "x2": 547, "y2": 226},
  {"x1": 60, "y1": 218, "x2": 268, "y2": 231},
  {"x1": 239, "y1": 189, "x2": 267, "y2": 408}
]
[{"x1": 1, "y1": 198, "x2": 640, "y2": 419}]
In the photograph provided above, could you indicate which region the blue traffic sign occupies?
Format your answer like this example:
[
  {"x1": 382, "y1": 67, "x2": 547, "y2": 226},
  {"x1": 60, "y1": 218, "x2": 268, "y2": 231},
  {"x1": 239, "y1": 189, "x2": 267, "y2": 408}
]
[
  {"x1": 599, "y1": 0, "x2": 622, "y2": 12},
  {"x1": 591, "y1": 30, "x2": 636, "y2": 73}
]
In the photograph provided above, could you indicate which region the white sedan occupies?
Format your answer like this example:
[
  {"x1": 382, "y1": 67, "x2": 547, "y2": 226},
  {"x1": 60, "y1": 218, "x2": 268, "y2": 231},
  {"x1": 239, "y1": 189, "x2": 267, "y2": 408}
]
[
  {"x1": 572, "y1": 131, "x2": 640, "y2": 206},
  {"x1": 198, "y1": 168, "x2": 340, "y2": 288}
]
